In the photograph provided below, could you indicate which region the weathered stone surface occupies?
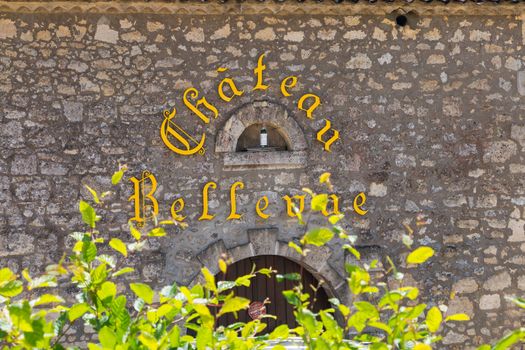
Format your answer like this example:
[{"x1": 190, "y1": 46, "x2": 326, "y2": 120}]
[
  {"x1": 210, "y1": 23, "x2": 231, "y2": 40},
  {"x1": 0, "y1": 19, "x2": 17, "y2": 39},
  {"x1": 483, "y1": 271, "x2": 511, "y2": 291},
  {"x1": 369, "y1": 182, "x2": 387, "y2": 197},
  {"x1": 452, "y1": 278, "x2": 479, "y2": 293},
  {"x1": 11, "y1": 155, "x2": 37, "y2": 175},
  {"x1": 479, "y1": 294, "x2": 501, "y2": 310},
  {"x1": 254, "y1": 27, "x2": 276, "y2": 41},
  {"x1": 508, "y1": 219, "x2": 525, "y2": 242},
  {"x1": 518, "y1": 71, "x2": 525, "y2": 96},
  {"x1": 482, "y1": 141, "x2": 517, "y2": 163},
  {"x1": 94, "y1": 23, "x2": 118, "y2": 44},
  {"x1": 346, "y1": 53, "x2": 372, "y2": 69},
  {"x1": 63, "y1": 101, "x2": 83, "y2": 122},
  {"x1": 0, "y1": 232, "x2": 34, "y2": 257},
  {"x1": 442, "y1": 331, "x2": 468, "y2": 345},
  {"x1": 510, "y1": 125, "x2": 525, "y2": 147},
  {"x1": 518, "y1": 275, "x2": 525, "y2": 291},
  {"x1": 447, "y1": 296, "x2": 474, "y2": 317},
  {"x1": 0, "y1": 13, "x2": 522, "y2": 349}
]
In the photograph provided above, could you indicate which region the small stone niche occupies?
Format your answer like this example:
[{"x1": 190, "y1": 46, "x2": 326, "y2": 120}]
[
  {"x1": 215, "y1": 101, "x2": 307, "y2": 171},
  {"x1": 235, "y1": 124, "x2": 289, "y2": 152}
]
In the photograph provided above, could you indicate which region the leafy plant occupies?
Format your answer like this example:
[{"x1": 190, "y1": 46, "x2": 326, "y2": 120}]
[
  {"x1": 0, "y1": 166, "x2": 277, "y2": 349},
  {"x1": 0, "y1": 167, "x2": 522, "y2": 350},
  {"x1": 276, "y1": 172, "x2": 473, "y2": 350}
]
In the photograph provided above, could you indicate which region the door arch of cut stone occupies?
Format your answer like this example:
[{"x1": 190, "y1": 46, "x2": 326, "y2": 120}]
[{"x1": 214, "y1": 255, "x2": 331, "y2": 332}]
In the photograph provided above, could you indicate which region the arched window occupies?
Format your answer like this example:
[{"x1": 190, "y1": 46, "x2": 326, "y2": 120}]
[{"x1": 215, "y1": 101, "x2": 307, "y2": 171}]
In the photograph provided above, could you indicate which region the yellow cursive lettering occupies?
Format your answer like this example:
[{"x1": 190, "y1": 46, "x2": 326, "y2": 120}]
[{"x1": 199, "y1": 181, "x2": 217, "y2": 221}]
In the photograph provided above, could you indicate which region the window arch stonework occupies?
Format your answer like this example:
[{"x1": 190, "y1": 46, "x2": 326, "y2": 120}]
[{"x1": 215, "y1": 100, "x2": 308, "y2": 171}]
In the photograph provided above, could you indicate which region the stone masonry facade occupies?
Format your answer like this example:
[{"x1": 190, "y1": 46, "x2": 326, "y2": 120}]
[{"x1": 0, "y1": 3, "x2": 524, "y2": 348}]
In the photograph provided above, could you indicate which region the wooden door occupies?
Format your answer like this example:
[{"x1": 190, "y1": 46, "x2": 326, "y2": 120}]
[{"x1": 215, "y1": 255, "x2": 331, "y2": 332}]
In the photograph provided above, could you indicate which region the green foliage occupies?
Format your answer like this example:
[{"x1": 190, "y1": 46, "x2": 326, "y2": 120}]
[{"x1": 0, "y1": 168, "x2": 522, "y2": 350}]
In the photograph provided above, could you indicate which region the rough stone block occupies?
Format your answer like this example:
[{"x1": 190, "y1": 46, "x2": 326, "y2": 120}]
[
  {"x1": 63, "y1": 101, "x2": 83, "y2": 122},
  {"x1": 248, "y1": 227, "x2": 277, "y2": 256}
]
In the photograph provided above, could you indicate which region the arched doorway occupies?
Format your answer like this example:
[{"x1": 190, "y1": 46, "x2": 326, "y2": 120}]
[{"x1": 215, "y1": 255, "x2": 331, "y2": 332}]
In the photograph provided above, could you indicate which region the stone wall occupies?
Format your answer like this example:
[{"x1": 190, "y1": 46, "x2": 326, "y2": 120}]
[{"x1": 0, "y1": 7, "x2": 524, "y2": 348}]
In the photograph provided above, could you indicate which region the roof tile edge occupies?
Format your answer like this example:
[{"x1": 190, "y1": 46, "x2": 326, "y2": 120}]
[{"x1": 0, "y1": 0, "x2": 524, "y2": 16}]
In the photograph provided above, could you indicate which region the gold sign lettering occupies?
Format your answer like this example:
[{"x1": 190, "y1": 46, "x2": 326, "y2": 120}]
[
  {"x1": 217, "y1": 67, "x2": 244, "y2": 102},
  {"x1": 183, "y1": 87, "x2": 219, "y2": 124},
  {"x1": 280, "y1": 76, "x2": 297, "y2": 97},
  {"x1": 199, "y1": 181, "x2": 217, "y2": 221},
  {"x1": 353, "y1": 192, "x2": 368, "y2": 216},
  {"x1": 256, "y1": 196, "x2": 270, "y2": 219},
  {"x1": 321, "y1": 194, "x2": 341, "y2": 217},
  {"x1": 160, "y1": 107, "x2": 206, "y2": 156},
  {"x1": 253, "y1": 53, "x2": 269, "y2": 91},
  {"x1": 297, "y1": 93, "x2": 321, "y2": 119},
  {"x1": 227, "y1": 181, "x2": 244, "y2": 220},
  {"x1": 170, "y1": 198, "x2": 186, "y2": 222},
  {"x1": 282, "y1": 194, "x2": 306, "y2": 218},
  {"x1": 316, "y1": 119, "x2": 340, "y2": 152},
  {"x1": 128, "y1": 171, "x2": 159, "y2": 226}
]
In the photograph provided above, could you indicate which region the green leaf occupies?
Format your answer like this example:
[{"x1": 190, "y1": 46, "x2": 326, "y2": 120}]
[
  {"x1": 288, "y1": 241, "x2": 303, "y2": 255},
  {"x1": 130, "y1": 283, "x2": 154, "y2": 304},
  {"x1": 328, "y1": 214, "x2": 344, "y2": 225},
  {"x1": 218, "y1": 296, "x2": 250, "y2": 316},
  {"x1": 368, "y1": 321, "x2": 392, "y2": 334},
  {"x1": 68, "y1": 303, "x2": 91, "y2": 322},
  {"x1": 445, "y1": 313, "x2": 470, "y2": 322},
  {"x1": 82, "y1": 241, "x2": 97, "y2": 263},
  {"x1": 311, "y1": 194, "x2": 328, "y2": 211},
  {"x1": 28, "y1": 274, "x2": 57, "y2": 290},
  {"x1": 276, "y1": 273, "x2": 301, "y2": 283},
  {"x1": 138, "y1": 332, "x2": 158, "y2": 350},
  {"x1": 98, "y1": 326, "x2": 117, "y2": 349},
  {"x1": 53, "y1": 312, "x2": 67, "y2": 337},
  {"x1": 8, "y1": 301, "x2": 32, "y2": 332},
  {"x1": 343, "y1": 244, "x2": 361, "y2": 260},
  {"x1": 0, "y1": 268, "x2": 15, "y2": 283},
  {"x1": 303, "y1": 227, "x2": 334, "y2": 247},
  {"x1": 217, "y1": 280, "x2": 236, "y2": 293},
  {"x1": 196, "y1": 327, "x2": 212, "y2": 350},
  {"x1": 0, "y1": 280, "x2": 23, "y2": 297},
  {"x1": 109, "y1": 238, "x2": 127, "y2": 257},
  {"x1": 111, "y1": 295, "x2": 130, "y2": 331},
  {"x1": 111, "y1": 170, "x2": 124, "y2": 185},
  {"x1": 84, "y1": 184, "x2": 100, "y2": 204},
  {"x1": 476, "y1": 345, "x2": 491, "y2": 350},
  {"x1": 426, "y1": 306, "x2": 442, "y2": 332},
  {"x1": 506, "y1": 296, "x2": 525, "y2": 309},
  {"x1": 129, "y1": 223, "x2": 141, "y2": 241},
  {"x1": 168, "y1": 326, "x2": 180, "y2": 347},
  {"x1": 79, "y1": 200, "x2": 97, "y2": 228},
  {"x1": 354, "y1": 301, "x2": 379, "y2": 319},
  {"x1": 113, "y1": 267, "x2": 135, "y2": 278},
  {"x1": 97, "y1": 281, "x2": 117, "y2": 302},
  {"x1": 269, "y1": 324, "x2": 289, "y2": 340},
  {"x1": 32, "y1": 294, "x2": 65, "y2": 306},
  {"x1": 493, "y1": 328, "x2": 525, "y2": 350},
  {"x1": 406, "y1": 246, "x2": 435, "y2": 265},
  {"x1": 147, "y1": 227, "x2": 166, "y2": 237},
  {"x1": 91, "y1": 263, "x2": 108, "y2": 285},
  {"x1": 201, "y1": 267, "x2": 216, "y2": 293}
]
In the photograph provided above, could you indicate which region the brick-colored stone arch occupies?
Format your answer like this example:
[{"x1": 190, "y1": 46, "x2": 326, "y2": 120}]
[{"x1": 187, "y1": 228, "x2": 347, "y2": 304}]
